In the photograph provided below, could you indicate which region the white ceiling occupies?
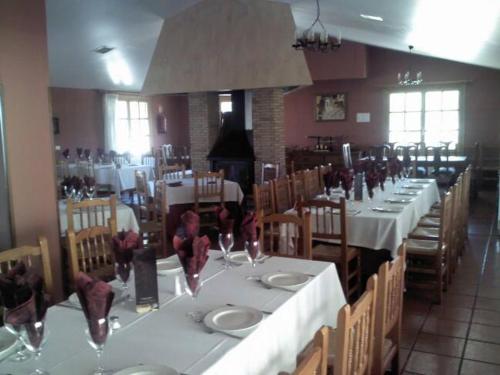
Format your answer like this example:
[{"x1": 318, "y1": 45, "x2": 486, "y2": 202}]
[{"x1": 46, "y1": 0, "x2": 500, "y2": 92}]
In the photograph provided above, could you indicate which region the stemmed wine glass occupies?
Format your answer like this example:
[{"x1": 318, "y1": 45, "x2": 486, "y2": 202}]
[
  {"x1": 19, "y1": 319, "x2": 48, "y2": 375},
  {"x1": 85, "y1": 185, "x2": 96, "y2": 200},
  {"x1": 184, "y1": 271, "x2": 204, "y2": 322},
  {"x1": 2, "y1": 310, "x2": 30, "y2": 362},
  {"x1": 218, "y1": 232, "x2": 234, "y2": 269},
  {"x1": 244, "y1": 240, "x2": 261, "y2": 278},
  {"x1": 85, "y1": 317, "x2": 110, "y2": 375},
  {"x1": 114, "y1": 262, "x2": 132, "y2": 300},
  {"x1": 63, "y1": 185, "x2": 75, "y2": 200}
]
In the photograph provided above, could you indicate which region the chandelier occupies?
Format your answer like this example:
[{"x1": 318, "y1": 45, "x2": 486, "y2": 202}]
[
  {"x1": 398, "y1": 45, "x2": 423, "y2": 86},
  {"x1": 292, "y1": 0, "x2": 341, "y2": 52}
]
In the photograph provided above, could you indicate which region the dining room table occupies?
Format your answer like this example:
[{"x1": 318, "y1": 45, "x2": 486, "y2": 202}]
[{"x1": 0, "y1": 251, "x2": 345, "y2": 375}]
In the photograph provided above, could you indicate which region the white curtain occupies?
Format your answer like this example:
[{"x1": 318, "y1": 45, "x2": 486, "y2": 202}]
[{"x1": 103, "y1": 93, "x2": 118, "y2": 152}]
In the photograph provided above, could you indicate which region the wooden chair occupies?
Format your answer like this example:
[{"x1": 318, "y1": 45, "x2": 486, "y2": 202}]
[
  {"x1": 460, "y1": 166, "x2": 472, "y2": 247},
  {"x1": 303, "y1": 168, "x2": 322, "y2": 200},
  {"x1": 140, "y1": 180, "x2": 168, "y2": 258},
  {"x1": 253, "y1": 182, "x2": 275, "y2": 217},
  {"x1": 0, "y1": 237, "x2": 54, "y2": 297},
  {"x1": 372, "y1": 244, "x2": 406, "y2": 375},
  {"x1": 271, "y1": 176, "x2": 293, "y2": 213},
  {"x1": 331, "y1": 274, "x2": 378, "y2": 374},
  {"x1": 158, "y1": 163, "x2": 186, "y2": 180},
  {"x1": 194, "y1": 170, "x2": 225, "y2": 224},
  {"x1": 141, "y1": 154, "x2": 156, "y2": 173},
  {"x1": 135, "y1": 170, "x2": 152, "y2": 222},
  {"x1": 261, "y1": 162, "x2": 280, "y2": 184},
  {"x1": 406, "y1": 190, "x2": 452, "y2": 303},
  {"x1": 112, "y1": 153, "x2": 129, "y2": 167},
  {"x1": 342, "y1": 143, "x2": 353, "y2": 169},
  {"x1": 66, "y1": 195, "x2": 118, "y2": 235},
  {"x1": 291, "y1": 171, "x2": 306, "y2": 203},
  {"x1": 297, "y1": 198, "x2": 361, "y2": 301},
  {"x1": 259, "y1": 212, "x2": 312, "y2": 260},
  {"x1": 293, "y1": 326, "x2": 329, "y2": 375}
]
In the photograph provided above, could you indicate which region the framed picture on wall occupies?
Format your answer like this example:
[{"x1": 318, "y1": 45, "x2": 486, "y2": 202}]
[
  {"x1": 52, "y1": 116, "x2": 60, "y2": 134},
  {"x1": 315, "y1": 93, "x2": 347, "y2": 121}
]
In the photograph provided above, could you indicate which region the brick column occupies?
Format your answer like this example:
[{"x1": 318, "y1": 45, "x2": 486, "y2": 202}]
[
  {"x1": 188, "y1": 92, "x2": 220, "y2": 171},
  {"x1": 252, "y1": 88, "x2": 285, "y2": 181}
]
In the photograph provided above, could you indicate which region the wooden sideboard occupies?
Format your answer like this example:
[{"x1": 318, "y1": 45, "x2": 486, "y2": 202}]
[{"x1": 286, "y1": 149, "x2": 344, "y2": 173}]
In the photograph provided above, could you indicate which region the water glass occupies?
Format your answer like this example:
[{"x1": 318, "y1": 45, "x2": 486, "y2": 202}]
[
  {"x1": 85, "y1": 317, "x2": 110, "y2": 375},
  {"x1": 19, "y1": 319, "x2": 48, "y2": 375},
  {"x1": 2, "y1": 310, "x2": 29, "y2": 362},
  {"x1": 218, "y1": 232, "x2": 234, "y2": 269}
]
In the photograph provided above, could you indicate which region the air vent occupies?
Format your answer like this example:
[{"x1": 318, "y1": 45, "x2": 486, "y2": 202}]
[{"x1": 93, "y1": 46, "x2": 114, "y2": 54}]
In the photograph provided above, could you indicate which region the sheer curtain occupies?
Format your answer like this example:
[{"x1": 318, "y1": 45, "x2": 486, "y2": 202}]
[{"x1": 103, "y1": 93, "x2": 118, "y2": 152}]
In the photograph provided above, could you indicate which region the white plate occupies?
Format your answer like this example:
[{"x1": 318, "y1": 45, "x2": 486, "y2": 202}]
[
  {"x1": 385, "y1": 198, "x2": 414, "y2": 204},
  {"x1": 372, "y1": 206, "x2": 404, "y2": 213},
  {"x1": 0, "y1": 328, "x2": 17, "y2": 361},
  {"x1": 157, "y1": 256, "x2": 183, "y2": 275},
  {"x1": 113, "y1": 364, "x2": 179, "y2": 375},
  {"x1": 261, "y1": 271, "x2": 310, "y2": 291},
  {"x1": 408, "y1": 179, "x2": 433, "y2": 184},
  {"x1": 227, "y1": 251, "x2": 251, "y2": 264},
  {"x1": 394, "y1": 191, "x2": 419, "y2": 196},
  {"x1": 204, "y1": 306, "x2": 263, "y2": 336},
  {"x1": 402, "y1": 185, "x2": 424, "y2": 190}
]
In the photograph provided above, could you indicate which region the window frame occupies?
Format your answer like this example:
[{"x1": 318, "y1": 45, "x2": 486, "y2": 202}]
[
  {"x1": 116, "y1": 94, "x2": 152, "y2": 156},
  {"x1": 385, "y1": 84, "x2": 465, "y2": 152}
]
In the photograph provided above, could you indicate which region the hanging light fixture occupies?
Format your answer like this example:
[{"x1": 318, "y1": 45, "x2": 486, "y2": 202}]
[
  {"x1": 292, "y1": 0, "x2": 341, "y2": 52},
  {"x1": 398, "y1": 45, "x2": 423, "y2": 86}
]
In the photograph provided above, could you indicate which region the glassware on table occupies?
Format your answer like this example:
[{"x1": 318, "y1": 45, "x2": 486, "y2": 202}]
[
  {"x1": 19, "y1": 319, "x2": 48, "y2": 375},
  {"x1": 85, "y1": 185, "x2": 96, "y2": 200},
  {"x1": 218, "y1": 232, "x2": 234, "y2": 269},
  {"x1": 244, "y1": 240, "x2": 261, "y2": 269},
  {"x1": 114, "y1": 262, "x2": 132, "y2": 300},
  {"x1": 184, "y1": 271, "x2": 204, "y2": 322},
  {"x1": 2, "y1": 310, "x2": 30, "y2": 362},
  {"x1": 85, "y1": 317, "x2": 110, "y2": 375},
  {"x1": 63, "y1": 185, "x2": 75, "y2": 200}
]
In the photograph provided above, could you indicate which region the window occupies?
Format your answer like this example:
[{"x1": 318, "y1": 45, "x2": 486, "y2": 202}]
[
  {"x1": 219, "y1": 94, "x2": 232, "y2": 113},
  {"x1": 388, "y1": 89, "x2": 461, "y2": 149},
  {"x1": 116, "y1": 99, "x2": 151, "y2": 156}
]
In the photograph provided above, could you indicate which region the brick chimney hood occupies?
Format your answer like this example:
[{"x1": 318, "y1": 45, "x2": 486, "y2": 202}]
[{"x1": 141, "y1": 0, "x2": 312, "y2": 95}]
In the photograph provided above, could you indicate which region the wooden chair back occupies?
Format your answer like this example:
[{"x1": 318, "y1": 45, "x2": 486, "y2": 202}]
[
  {"x1": 0, "y1": 237, "x2": 53, "y2": 297},
  {"x1": 140, "y1": 180, "x2": 168, "y2": 257},
  {"x1": 113, "y1": 153, "x2": 129, "y2": 166},
  {"x1": 253, "y1": 182, "x2": 275, "y2": 217},
  {"x1": 291, "y1": 171, "x2": 306, "y2": 203},
  {"x1": 194, "y1": 170, "x2": 225, "y2": 212},
  {"x1": 271, "y1": 176, "x2": 292, "y2": 213},
  {"x1": 261, "y1": 162, "x2": 280, "y2": 184},
  {"x1": 342, "y1": 143, "x2": 353, "y2": 169},
  {"x1": 294, "y1": 326, "x2": 329, "y2": 375},
  {"x1": 135, "y1": 170, "x2": 151, "y2": 221},
  {"x1": 303, "y1": 168, "x2": 321, "y2": 200},
  {"x1": 373, "y1": 244, "x2": 406, "y2": 375},
  {"x1": 158, "y1": 163, "x2": 186, "y2": 180},
  {"x1": 66, "y1": 195, "x2": 117, "y2": 234},
  {"x1": 161, "y1": 144, "x2": 174, "y2": 162},
  {"x1": 259, "y1": 212, "x2": 312, "y2": 259},
  {"x1": 141, "y1": 154, "x2": 156, "y2": 169},
  {"x1": 67, "y1": 223, "x2": 116, "y2": 284},
  {"x1": 318, "y1": 164, "x2": 332, "y2": 191},
  {"x1": 334, "y1": 274, "x2": 378, "y2": 375}
]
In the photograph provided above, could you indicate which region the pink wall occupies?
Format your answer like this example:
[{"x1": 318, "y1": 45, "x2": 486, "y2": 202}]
[
  {"x1": 285, "y1": 45, "x2": 500, "y2": 149},
  {"x1": 149, "y1": 94, "x2": 190, "y2": 150},
  {"x1": 51, "y1": 87, "x2": 104, "y2": 151},
  {"x1": 0, "y1": 0, "x2": 62, "y2": 298}
]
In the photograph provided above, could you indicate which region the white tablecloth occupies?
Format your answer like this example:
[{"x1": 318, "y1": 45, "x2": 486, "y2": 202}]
[
  {"x1": 1, "y1": 252, "x2": 345, "y2": 375},
  {"x1": 286, "y1": 178, "x2": 440, "y2": 257},
  {"x1": 58, "y1": 200, "x2": 139, "y2": 236},
  {"x1": 148, "y1": 178, "x2": 244, "y2": 207}
]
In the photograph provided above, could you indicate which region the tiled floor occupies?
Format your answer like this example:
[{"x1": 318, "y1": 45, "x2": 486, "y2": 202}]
[{"x1": 400, "y1": 191, "x2": 500, "y2": 374}]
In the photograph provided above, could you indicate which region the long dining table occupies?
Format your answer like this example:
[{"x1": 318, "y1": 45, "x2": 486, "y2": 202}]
[{"x1": 0, "y1": 252, "x2": 345, "y2": 375}]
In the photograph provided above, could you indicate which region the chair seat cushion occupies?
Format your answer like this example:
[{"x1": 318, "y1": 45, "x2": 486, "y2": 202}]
[
  {"x1": 418, "y1": 216, "x2": 441, "y2": 228},
  {"x1": 410, "y1": 226, "x2": 440, "y2": 240},
  {"x1": 406, "y1": 239, "x2": 439, "y2": 255},
  {"x1": 312, "y1": 243, "x2": 358, "y2": 262}
]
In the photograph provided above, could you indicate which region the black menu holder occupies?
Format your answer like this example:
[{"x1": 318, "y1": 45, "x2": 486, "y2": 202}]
[
  {"x1": 133, "y1": 246, "x2": 159, "y2": 313},
  {"x1": 354, "y1": 172, "x2": 363, "y2": 201}
]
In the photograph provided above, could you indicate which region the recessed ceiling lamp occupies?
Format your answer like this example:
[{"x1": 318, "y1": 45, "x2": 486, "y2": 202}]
[
  {"x1": 360, "y1": 14, "x2": 383, "y2": 22},
  {"x1": 398, "y1": 45, "x2": 423, "y2": 86},
  {"x1": 93, "y1": 46, "x2": 114, "y2": 54},
  {"x1": 292, "y1": 0, "x2": 341, "y2": 52}
]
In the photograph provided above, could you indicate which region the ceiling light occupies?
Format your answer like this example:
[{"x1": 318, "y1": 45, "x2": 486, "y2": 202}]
[
  {"x1": 292, "y1": 0, "x2": 341, "y2": 52},
  {"x1": 397, "y1": 45, "x2": 423, "y2": 86},
  {"x1": 360, "y1": 14, "x2": 383, "y2": 22}
]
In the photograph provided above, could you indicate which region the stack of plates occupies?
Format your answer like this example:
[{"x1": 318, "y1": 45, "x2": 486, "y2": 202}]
[
  {"x1": 204, "y1": 305, "x2": 263, "y2": 338},
  {"x1": 0, "y1": 328, "x2": 17, "y2": 362},
  {"x1": 113, "y1": 365, "x2": 179, "y2": 375},
  {"x1": 157, "y1": 256, "x2": 183, "y2": 275},
  {"x1": 261, "y1": 271, "x2": 310, "y2": 291}
]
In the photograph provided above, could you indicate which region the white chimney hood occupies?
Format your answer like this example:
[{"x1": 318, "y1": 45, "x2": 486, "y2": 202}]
[{"x1": 142, "y1": 0, "x2": 312, "y2": 95}]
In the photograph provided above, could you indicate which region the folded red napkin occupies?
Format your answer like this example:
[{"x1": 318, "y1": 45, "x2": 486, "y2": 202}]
[
  {"x1": 112, "y1": 230, "x2": 141, "y2": 283},
  {"x1": 388, "y1": 157, "x2": 403, "y2": 183},
  {"x1": 76, "y1": 272, "x2": 114, "y2": 345},
  {"x1": 339, "y1": 168, "x2": 354, "y2": 199},
  {"x1": 84, "y1": 149, "x2": 91, "y2": 160},
  {"x1": 215, "y1": 206, "x2": 234, "y2": 234},
  {"x1": 173, "y1": 235, "x2": 210, "y2": 294},
  {"x1": 365, "y1": 169, "x2": 379, "y2": 198},
  {"x1": 323, "y1": 171, "x2": 339, "y2": 193},
  {"x1": 377, "y1": 165, "x2": 387, "y2": 191},
  {"x1": 62, "y1": 148, "x2": 70, "y2": 159},
  {"x1": 175, "y1": 210, "x2": 200, "y2": 239},
  {"x1": 240, "y1": 212, "x2": 260, "y2": 243},
  {"x1": 83, "y1": 175, "x2": 96, "y2": 188},
  {"x1": 76, "y1": 147, "x2": 83, "y2": 158}
]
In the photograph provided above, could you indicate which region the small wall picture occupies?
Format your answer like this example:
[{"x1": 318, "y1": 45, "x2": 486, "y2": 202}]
[
  {"x1": 315, "y1": 93, "x2": 347, "y2": 121},
  {"x1": 52, "y1": 116, "x2": 60, "y2": 135}
]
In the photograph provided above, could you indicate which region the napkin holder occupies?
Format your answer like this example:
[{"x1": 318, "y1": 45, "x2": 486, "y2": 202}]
[
  {"x1": 133, "y1": 247, "x2": 159, "y2": 313},
  {"x1": 354, "y1": 172, "x2": 363, "y2": 201}
]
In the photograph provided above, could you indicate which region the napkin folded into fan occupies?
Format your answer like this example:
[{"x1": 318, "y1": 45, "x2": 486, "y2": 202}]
[
  {"x1": 173, "y1": 234, "x2": 210, "y2": 294},
  {"x1": 339, "y1": 168, "x2": 354, "y2": 199},
  {"x1": 175, "y1": 210, "x2": 200, "y2": 239},
  {"x1": 365, "y1": 169, "x2": 380, "y2": 198},
  {"x1": 112, "y1": 230, "x2": 141, "y2": 283},
  {"x1": 62, "y1": 148, "x2": 70, "y2": 159},
  {"x1": 378, "y1": 166, "x2": 387, "y2": 191},
  {"x1": 388, "y1": 157, "x2": 403, "y2": 183},
  {"x1": 323, "y1": 171, "x2": 339, "y2": 193},
  {"x1": 240, "y1": 212, "x2": 260, "y2": 259},
  {"x1": 76, "y1": 272, "x2": 114, "y2": 345},
  {"x1": 215, "y1": 206, "x2": 234, "y2": 234}
]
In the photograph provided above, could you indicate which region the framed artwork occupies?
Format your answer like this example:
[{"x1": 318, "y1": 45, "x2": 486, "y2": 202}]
[
  {"x1": 52, "y1": 117, "x2": 60, "y2": 135},
  {"x1": 315, "y1": 93, "x2": 347, "y2": 121}
]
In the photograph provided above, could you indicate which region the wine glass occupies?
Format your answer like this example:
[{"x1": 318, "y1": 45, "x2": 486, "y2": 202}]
[
  {"x1": 63, "y1": 185, "x2": 74, "y2": 200},
  {"x1": 218, "y1": 232, "x2": 234, "y2": 269},
  {"x1": 85, "y1": 318, "x2": 109, "y2": 375},
  {"x1": 19, "y1": 319, "x2": 48, "y2": 375},
  {"x1": 244, "y1": 240, "x2": 261, "y2": 271},
  {"x1": 2, "y1": 310, "x2": 30, "y2": 362},
  {"x1": 114, "y1": 262, "x2": 132, "y2": 300},
  {"x1": 184, "y1": 271, "x2": 204, "y2": 322},
  {"x1": 86, "y1": 185, "x2": 96, "y2": 200}
]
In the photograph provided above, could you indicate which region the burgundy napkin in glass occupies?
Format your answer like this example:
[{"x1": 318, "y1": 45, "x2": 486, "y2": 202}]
[
  {"x1": 97, "y1": 148, "x2": 105, "y2": 158},
  {"x1": 75, "y1": 272, "x2": 114, "y2": 345},
  {"x1": 76, "y1": 147, "x2": 83, "y2": 158},
  {"x1": 83, "y1": 175, "x2": 96, "y2": 188},
  {"x1": 175, "y1": 210, "x2": 200, "y2": 239},
  {"x1": 62, "y1": 148, "x2": 70, "y2": 159},
  {"x1": 240, "y1": 211, "x2": 260, "y2": 243},
  {"x1": 215, "y1": 206, "x2": 234, "y2": 234},
  {"x1": 112, "y1": 230, "x2": 141, "y2": 283},
  {"x1": 173, "y1": 235, "x2": 210, "y2": 293},
  {"x1": 365, "y1": 169, "x2": 379, "y2": 198},
  {"x1": 0, "y1": 262, "x2": 43, "y2": 309},
  {"x1": 323, "y1": 171, "x2": 339, "y2": 193},
  {"x1": 339, "y1": 168, "x2": 354, "y2": 199},
  {"x1": 388, "y1": 157, "x2": 403, "y2": 183},
  {"x1": 84, "y1": 149, "x2": 91, "y2": 160},
  {"x1": 377, "y1": 165, "x2": 387, "y2": 191}
]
